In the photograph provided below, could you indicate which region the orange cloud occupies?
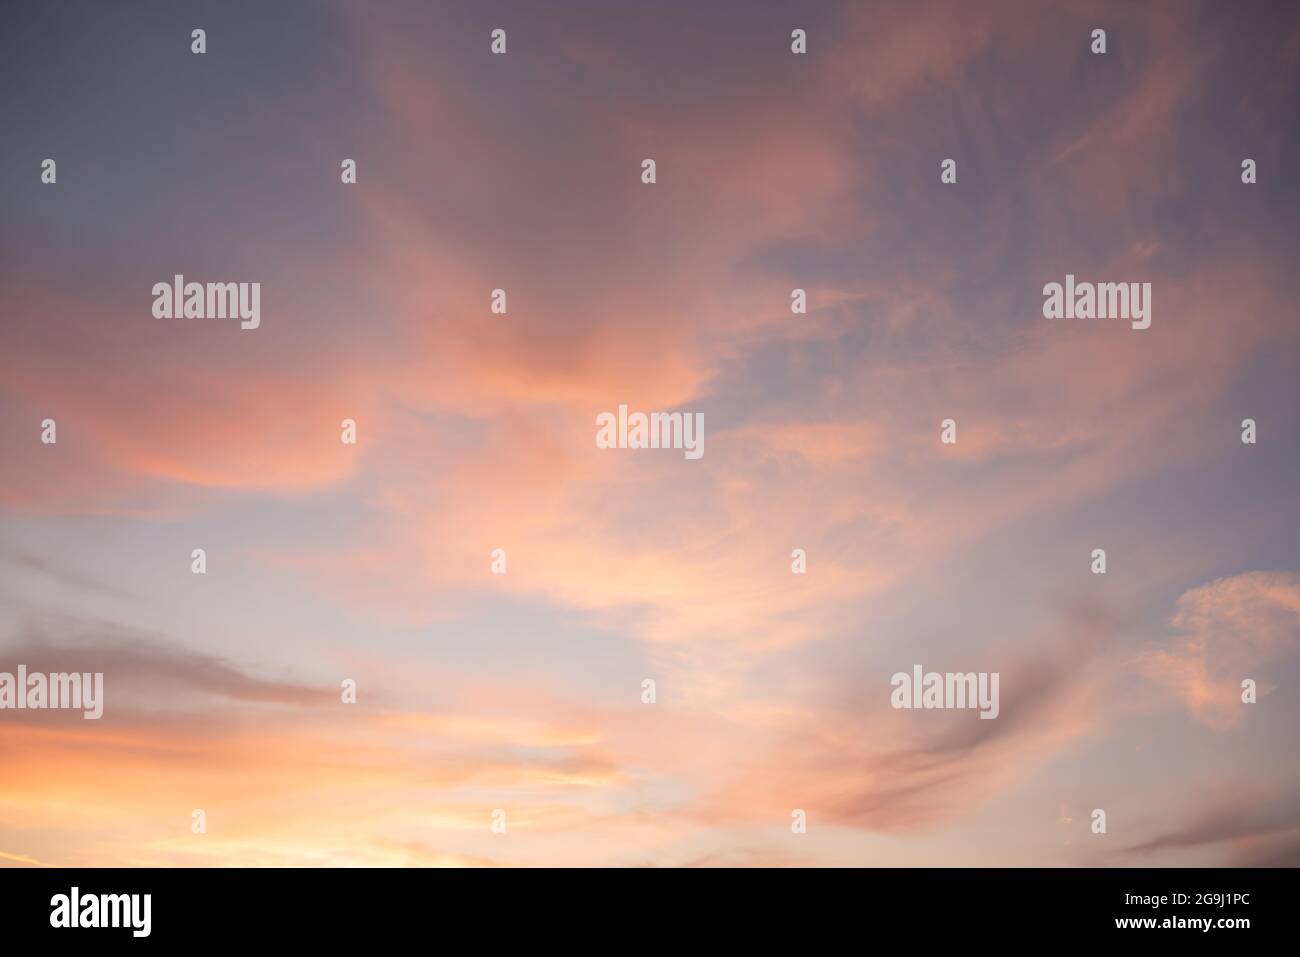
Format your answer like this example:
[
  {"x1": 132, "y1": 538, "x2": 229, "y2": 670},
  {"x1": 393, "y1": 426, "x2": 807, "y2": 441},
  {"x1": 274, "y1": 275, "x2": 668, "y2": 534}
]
[{"x1": 1137, "y1": 571, "x2": 1300, "y2": 728}]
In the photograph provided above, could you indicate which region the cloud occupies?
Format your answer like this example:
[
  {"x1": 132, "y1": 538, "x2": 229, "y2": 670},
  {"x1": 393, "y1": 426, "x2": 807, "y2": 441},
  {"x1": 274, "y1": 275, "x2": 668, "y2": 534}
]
[
  {"x1": 0, "y1": 849, "x2": 50, "y2": 868},
  {"x1": 0, "y1": 616, "x2": 693, "y2": 866},
  {"x1": 1136, "y1": 571, "x2": 1300, "y2": 729},
  {"x1": 2, "y1": 0, "x2": 1299, "y2": 867},
  {"x1": 695, "y1": 603, "x2": 1122, "y2": 833},
  {"x1": 1122, "y1": 788, "x2": 1300, "y2": 866},
  {"x1": 0, "y1": 550, "x2": 137, "y2": 601},
  {"x1": 0, "y1": 621, "x2": 335, "y2": 715}
]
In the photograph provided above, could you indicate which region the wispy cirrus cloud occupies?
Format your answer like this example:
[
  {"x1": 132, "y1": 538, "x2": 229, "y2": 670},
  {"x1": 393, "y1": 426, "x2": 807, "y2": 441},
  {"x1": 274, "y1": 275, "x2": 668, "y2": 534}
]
[{"x1": 1, "y1": 0, "x2": 1298, "y2": 868}]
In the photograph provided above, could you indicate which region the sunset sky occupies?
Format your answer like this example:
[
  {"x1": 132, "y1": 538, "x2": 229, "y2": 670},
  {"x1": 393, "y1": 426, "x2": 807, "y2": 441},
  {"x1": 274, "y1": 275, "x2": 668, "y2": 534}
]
[{"x1": 2, "y1": 0, "x2": 1299, "y2": 867}]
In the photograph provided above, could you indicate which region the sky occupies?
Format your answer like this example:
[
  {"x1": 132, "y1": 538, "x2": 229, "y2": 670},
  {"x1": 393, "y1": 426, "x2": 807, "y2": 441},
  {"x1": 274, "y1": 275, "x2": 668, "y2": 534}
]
[{"x1": 1, "y1": 0, "x2": 1298, "y2": 867}]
